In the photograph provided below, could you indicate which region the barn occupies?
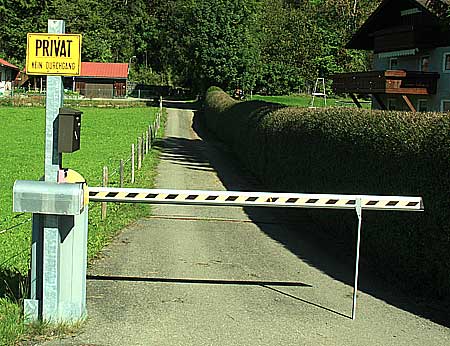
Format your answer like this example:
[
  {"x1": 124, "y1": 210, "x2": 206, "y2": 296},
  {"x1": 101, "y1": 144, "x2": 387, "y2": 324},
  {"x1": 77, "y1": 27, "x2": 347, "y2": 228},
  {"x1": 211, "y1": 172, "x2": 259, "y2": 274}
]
[
  {"x1": 0, "y1": 58, "x2": 19, "y2": 95},
  {"x1": 67, "y1": 62, "x2": 129, "y2": 99}
]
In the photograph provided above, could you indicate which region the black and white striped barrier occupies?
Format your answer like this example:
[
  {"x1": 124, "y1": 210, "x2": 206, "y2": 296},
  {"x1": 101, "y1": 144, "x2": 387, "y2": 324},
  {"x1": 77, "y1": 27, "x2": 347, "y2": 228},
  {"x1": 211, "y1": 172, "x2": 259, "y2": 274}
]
[
  {"x1": 88, "y1": 187, "x2": 423, "y2": 212},
  {"x1": 88, "y1": 186, "x2": 424, "y2": 320}
]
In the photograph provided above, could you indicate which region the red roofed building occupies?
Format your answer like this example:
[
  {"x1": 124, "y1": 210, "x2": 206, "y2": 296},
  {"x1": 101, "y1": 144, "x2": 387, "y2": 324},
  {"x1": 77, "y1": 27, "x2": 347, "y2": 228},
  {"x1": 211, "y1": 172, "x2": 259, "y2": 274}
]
[
  {"x1": 0, "y1": 58, "x2": 20, "y2": 95},
  {"x1": 66, "y1": 62, "x2": 129, "y2": 98}
]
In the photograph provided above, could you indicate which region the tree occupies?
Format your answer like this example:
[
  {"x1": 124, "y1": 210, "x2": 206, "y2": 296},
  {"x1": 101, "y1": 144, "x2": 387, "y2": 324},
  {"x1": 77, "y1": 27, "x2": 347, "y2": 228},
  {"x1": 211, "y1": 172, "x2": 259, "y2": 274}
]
[{"x1": 158, "y1": 0, "x2": 262, "y2": 92}]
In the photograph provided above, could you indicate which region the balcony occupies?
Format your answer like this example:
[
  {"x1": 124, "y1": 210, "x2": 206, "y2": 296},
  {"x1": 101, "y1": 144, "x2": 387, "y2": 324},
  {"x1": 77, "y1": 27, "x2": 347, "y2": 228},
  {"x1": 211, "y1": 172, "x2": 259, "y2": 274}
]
[
  {"x1": 332, "y1": 70, "x2": 440, "y2": 111},
  {"x1": 332, "y1": 70, "x2": 440, "y2": 95}
]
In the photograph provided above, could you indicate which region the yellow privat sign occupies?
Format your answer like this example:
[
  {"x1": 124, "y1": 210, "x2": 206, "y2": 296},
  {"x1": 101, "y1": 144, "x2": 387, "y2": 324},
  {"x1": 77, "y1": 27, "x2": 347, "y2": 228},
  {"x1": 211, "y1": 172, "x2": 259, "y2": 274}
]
[{"x1": 26, "y1": 33, "x2": 82, "y2": 76}]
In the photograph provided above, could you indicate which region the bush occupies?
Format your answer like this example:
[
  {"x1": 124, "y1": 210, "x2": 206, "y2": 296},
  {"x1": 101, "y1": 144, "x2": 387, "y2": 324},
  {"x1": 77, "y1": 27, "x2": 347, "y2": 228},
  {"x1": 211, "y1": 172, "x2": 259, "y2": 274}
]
[{"x1": 203, "y1": 87, "x2": 450, "y2": 300}]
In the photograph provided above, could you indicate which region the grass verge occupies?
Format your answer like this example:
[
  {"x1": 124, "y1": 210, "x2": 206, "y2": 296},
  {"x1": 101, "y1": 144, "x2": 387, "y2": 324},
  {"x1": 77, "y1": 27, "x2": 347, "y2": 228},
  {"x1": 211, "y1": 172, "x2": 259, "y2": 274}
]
[
  {"x1": 250, "y1": 93, "x2": 371, "y2": 108},
  {"x1": 0, "y1": 106, "x2": 165, "y2": 345}
]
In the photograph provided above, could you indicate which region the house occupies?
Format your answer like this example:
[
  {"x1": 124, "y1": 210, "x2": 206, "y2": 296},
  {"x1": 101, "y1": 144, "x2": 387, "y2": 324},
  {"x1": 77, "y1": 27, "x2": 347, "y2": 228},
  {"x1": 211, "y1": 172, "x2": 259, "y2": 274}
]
[
  {"x1": 19, "y1": 62, "x2": 129, "y2": 98},
  {"x1": 0, "y1": 58, "x2": 20, "y2": 95},
  {"x1": 332, "y1": 0, "x2": 450, "y2": 112},
  {"x1": 66, "y1": 62, "x2": 129, "y2": 98}
]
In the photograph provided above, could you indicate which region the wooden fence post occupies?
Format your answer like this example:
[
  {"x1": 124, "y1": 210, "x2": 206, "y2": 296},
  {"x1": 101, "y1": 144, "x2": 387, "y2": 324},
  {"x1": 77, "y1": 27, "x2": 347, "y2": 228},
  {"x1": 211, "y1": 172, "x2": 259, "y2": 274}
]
[
  {"x1": 142, "y1": 132, "x2": 145, "y2": 158},
  {"x1": 138, "y1": 137, "x2": 142, "y2": 170},
  {"x1": 120, "y1": 159, "x2": 124, "y2": 187},
  {"x1": 148, "y1": 125, "x2": 152, "y2": 150},
  {"x1": 131, "y1": 143, "x2": 135, "y2": 183},
  {"x1": 101, "y1": 166, "x2": 108, "y2": 220}
]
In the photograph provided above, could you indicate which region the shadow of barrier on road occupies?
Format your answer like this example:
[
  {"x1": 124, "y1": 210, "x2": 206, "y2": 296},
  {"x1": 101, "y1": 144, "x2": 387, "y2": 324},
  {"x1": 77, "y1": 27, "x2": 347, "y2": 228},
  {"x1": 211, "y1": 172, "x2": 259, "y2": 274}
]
[
  {"x1": 147, "y1": 110, "x2": 450, "y2": 328},
  {"x1": 87, "y1": 274, "x2": 348, "y2": 319}
]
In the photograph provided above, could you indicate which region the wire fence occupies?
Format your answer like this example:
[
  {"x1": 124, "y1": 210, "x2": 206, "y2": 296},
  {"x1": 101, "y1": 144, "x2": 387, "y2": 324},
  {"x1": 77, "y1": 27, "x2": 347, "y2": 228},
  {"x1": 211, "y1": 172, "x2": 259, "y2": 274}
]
[
  {"x1": 99, "y1": 97, "x2": 163, "y2": 220},
  {"x1": 0, "y1": 99, "x2": 164, "y2": 271},
  {"x1": 0, "y1": 97, "x2": 164, "y2": 231}
]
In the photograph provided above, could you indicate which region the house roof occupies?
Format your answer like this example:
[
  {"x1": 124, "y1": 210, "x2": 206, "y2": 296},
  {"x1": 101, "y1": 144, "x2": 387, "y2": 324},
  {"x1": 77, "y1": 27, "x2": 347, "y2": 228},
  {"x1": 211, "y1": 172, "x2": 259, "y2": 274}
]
[
  {"x1": 416, "y1": 0, "x2": 450, "y2": 15},
  {"x1": 0, "y1": 58, "x2": 19, "y2": 70},
  {"x1": 80, "y1": 62, "x2": 128, "y2": 79},
  {"x1": 347, "y1": 0, "x2": 450, "y2": 50}
]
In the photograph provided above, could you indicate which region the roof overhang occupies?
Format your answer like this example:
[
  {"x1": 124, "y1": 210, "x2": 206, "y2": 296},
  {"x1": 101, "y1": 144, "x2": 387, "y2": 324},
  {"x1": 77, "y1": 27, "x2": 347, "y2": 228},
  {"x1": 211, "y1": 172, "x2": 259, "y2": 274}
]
[
  {"x1": 346, "y1": 0, "x2": 448, "y2": 50},
  {"x1": 378, "y1": 48, "x2": 419, "y2": 58}
]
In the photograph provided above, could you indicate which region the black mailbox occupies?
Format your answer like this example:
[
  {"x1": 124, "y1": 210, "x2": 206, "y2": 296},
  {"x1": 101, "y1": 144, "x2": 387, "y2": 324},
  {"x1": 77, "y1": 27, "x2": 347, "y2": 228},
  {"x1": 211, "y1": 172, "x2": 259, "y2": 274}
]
[{"x1": 58, "y1": 107, "x2": 82, "y2": 153}]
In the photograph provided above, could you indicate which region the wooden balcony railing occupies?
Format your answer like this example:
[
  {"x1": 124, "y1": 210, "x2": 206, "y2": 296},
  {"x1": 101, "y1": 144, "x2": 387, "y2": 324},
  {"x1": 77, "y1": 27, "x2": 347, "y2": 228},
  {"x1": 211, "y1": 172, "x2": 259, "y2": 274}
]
[{"x1": 332, "y1": 70, "x2": 440, "y2": 95}]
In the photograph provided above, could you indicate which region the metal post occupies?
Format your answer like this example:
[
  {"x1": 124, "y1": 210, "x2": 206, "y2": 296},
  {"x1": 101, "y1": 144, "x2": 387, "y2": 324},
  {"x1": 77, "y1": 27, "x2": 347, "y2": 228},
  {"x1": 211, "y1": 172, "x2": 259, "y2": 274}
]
[
  {"x1": 352, "y1": 198, "x2": 363, "y2": 320},
  {"x1": 42, "y1": 20, "x2": 64, "y2": 322},
  {"x1": 25, "y1": 19, "x2": 89, "y2": 323}
]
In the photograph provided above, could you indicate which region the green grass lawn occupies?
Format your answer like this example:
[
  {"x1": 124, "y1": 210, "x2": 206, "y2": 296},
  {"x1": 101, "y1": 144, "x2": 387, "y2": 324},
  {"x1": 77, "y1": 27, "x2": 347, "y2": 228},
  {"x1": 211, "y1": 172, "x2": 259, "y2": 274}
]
[
  {"x1": 0, "y1": 105, "x2": 163, "y2": 345},
  {"x1": 250, "y1": 94, "x2": 371, "y2": 109}
]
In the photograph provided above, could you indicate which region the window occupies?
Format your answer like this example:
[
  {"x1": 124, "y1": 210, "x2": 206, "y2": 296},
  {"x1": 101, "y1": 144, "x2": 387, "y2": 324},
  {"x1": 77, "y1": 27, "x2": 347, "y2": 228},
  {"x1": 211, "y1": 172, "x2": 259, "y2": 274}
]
[
  {"x1": 420, "y1": 56, "x2": 430, "y2": 72},
  {"x1": 417, "y1": 99, "x2": 428, "y2": 112},
  {"x1": 441, "y1": 100, "x2": 450, "y2": 112},
  {"x1": 389, "y1": 58, "x2": 398, "y2": 70},
  {"x1": 388, "y1": 98, "x2": 397, "y2": 110},
  {"x1": 443, "y1": 53, "x2": 450, "y2": 72}
]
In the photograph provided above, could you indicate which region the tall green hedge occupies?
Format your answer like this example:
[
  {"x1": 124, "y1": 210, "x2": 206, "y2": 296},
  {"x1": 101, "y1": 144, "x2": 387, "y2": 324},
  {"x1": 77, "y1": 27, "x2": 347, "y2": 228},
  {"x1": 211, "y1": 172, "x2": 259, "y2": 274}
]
[{"x1": 203, "y1": 87, "x2": 450, "y2": 299}]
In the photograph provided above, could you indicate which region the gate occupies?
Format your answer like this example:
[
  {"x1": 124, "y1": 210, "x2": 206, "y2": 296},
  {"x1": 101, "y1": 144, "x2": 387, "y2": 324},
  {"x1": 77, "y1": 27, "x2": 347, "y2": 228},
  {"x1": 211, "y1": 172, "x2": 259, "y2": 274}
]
[{"x1": 88, "y1": 186, "x2": 423, "y2": 320}]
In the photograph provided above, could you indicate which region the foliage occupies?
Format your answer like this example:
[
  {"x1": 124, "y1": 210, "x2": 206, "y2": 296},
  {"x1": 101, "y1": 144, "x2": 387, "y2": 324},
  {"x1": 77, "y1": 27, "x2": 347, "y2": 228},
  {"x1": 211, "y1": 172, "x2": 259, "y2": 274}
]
[
  {"x1": 0, "y1": 298, "x2": 24, "y2": 346},
  {"x1": 203, "y1": 87, "x2": 450, "y2": 300},
  {"x1": 0, "y1": 0, "x2": 381, "y2": 93}
]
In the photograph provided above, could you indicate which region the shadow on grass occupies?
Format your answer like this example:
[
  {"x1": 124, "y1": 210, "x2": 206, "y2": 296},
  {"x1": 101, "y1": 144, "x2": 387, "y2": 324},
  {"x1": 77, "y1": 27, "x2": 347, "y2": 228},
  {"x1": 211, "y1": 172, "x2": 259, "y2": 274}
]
[
  {"x1": 0, "y1": 269, "x2": 26, "y2": 301},
  {"x1": 152, "y1": 106, "x2": 449, "y2": 328}
]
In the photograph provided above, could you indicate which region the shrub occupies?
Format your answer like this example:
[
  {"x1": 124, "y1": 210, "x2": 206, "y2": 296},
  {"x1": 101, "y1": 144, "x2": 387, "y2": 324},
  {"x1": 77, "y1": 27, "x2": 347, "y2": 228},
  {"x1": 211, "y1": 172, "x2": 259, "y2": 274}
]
[{"x1": 203, "y1": 87, "x2": 450, "y2": 299}]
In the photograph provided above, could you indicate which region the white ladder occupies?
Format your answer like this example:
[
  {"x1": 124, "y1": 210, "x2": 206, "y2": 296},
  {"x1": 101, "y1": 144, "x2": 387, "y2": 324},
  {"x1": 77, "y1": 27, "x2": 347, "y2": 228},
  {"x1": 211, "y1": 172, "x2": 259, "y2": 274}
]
[{"x1": 310, "y1": 77, "x2": 327, "y2": 108}]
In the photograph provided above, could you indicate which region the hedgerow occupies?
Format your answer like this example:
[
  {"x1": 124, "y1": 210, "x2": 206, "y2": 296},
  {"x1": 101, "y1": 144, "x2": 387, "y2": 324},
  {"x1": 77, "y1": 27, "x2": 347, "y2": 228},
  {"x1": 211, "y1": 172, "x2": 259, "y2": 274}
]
[{"x1": 203, "y1": 87, "x2": 450, "y2": 300}]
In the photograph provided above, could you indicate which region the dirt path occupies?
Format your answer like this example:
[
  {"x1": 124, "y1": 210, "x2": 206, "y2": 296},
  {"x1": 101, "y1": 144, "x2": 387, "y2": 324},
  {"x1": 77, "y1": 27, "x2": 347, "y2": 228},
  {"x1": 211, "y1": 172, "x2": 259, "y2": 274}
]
[{"x1": 42, "y1": 106, "x2": 449, "y2": 345}]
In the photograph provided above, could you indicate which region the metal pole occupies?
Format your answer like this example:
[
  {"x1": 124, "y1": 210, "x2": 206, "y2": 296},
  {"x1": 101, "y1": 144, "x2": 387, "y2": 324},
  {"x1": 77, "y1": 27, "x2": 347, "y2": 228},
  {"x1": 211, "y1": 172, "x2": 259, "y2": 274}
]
[
  {"x1": 41, "y1": 20, "x2": 65, "y2": 322},
  {"x1": 352, "y1": 198, "x2": 363, "y2": 320},
  {"x1": 25, "y1": 19, "x2": 89, "y2": 323}
]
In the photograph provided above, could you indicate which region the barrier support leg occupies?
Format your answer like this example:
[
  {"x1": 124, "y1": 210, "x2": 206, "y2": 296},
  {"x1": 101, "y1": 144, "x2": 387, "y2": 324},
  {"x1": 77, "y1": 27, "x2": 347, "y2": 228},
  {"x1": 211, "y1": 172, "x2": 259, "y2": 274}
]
[{"x1": 352, "y1": 198, "x2": 363, "y2": 320}]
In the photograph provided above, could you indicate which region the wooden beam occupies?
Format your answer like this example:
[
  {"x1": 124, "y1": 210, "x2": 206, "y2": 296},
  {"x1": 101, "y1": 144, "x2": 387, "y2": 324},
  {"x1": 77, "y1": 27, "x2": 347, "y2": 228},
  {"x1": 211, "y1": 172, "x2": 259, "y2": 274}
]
[
  {"x1": 401, "y1": 95, "x2": 416, "y2": 112},
  {"x1": 372, "y1": 94, "x2": 387, "y2": 110},
  {"x1": 349, "y1": 93, "x2": 362, "y2": 108},
  {"x1": 385, "y1": 88, "x2": 429, "y2": 95}
]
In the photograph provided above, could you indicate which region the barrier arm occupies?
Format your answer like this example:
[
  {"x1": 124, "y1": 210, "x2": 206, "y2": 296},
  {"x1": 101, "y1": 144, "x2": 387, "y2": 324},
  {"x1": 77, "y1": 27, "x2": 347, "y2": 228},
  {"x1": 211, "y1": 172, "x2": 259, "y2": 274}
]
[{"x1": 88, "y1": 187, "x2": 424, "y2": 320}]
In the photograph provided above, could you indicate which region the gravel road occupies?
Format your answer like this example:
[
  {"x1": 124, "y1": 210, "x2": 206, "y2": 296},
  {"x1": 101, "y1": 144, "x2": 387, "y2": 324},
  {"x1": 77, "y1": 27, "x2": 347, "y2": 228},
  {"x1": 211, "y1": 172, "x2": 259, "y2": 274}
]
[{"x1": 42, "y1": 105, "x2": 449, "y2": 346}]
